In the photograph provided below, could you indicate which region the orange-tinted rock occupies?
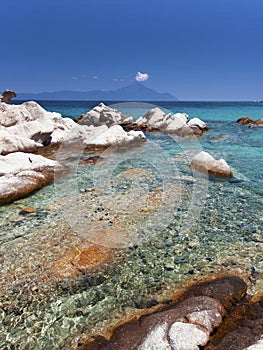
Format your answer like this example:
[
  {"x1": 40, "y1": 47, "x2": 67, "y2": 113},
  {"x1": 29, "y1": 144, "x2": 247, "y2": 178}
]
[
  {"x1": 19, "y1": 207, "x2": 36, "y2": 214},
  {"x1": 116, "y1": 167, "x2": 151, "y2": 179},
  {"x1": 51, "y1": 243, "x2": 117, "y2": 279},
  {"x1": 253, "y1": 118, "x2": 263, "y2": 126},
  {"x1": 236, "y1": 117, "x2": 254, "y2": 125},
  {"x1": 236, "y1": 117, "x2": 263, "y2": 126}
]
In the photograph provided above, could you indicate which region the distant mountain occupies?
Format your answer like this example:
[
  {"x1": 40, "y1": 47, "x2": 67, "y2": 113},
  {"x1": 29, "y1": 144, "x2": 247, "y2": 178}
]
[{"x1": 16, "y1": 82, "x2": 178, "y2": 101}]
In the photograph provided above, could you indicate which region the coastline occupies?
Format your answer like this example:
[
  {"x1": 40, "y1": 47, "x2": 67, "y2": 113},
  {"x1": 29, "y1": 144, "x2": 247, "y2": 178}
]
[{"x1": 0, "y1": 99, "x2": 262, "y2": 349}]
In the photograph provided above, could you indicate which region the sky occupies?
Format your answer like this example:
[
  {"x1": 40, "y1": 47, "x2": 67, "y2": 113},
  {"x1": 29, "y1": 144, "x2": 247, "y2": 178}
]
[{"x1": 1, "y1": 0, "x2": 263, "y2": 100}]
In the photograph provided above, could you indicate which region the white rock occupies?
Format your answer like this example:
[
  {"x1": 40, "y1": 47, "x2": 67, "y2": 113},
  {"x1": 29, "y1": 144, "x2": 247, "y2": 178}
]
[
  {"x1": 0, "y1": 101, "x2": 145, "y2": 154},
  {"x1": 169, "y1": 322, "x2": 209, "y2": 350},
  {"x1": 86, "y1": 125, "x2": 146, "y2": 147},
  {"x1": 0, "y1": 127, "x2": 42, "y2": 155},
  {"x1": 136, "y1": 107, "x2": 207, "y2": 135},
  {"x1": 190, "y1": 151, "x2": 233, "y2": 177},
  {"x1": 0, "y1": 152, "x2": 63, "y2": 204},
  {"x1": 187, "y1": 117, "x2": 207, "y2": 129},
  {"x1": 78, "y1": 103, "x2": 133, "y2": 126},
  {"x1": 140, "y1": 107, "x2": 167, "y2": 128},
  {"x1": 245, "y1": 337, "x2": 263, "y2": 350},
  {"x1": 186, "y1": 310, "x2": 222, "y2": 333},
  {"x1": 0, "y1": 152, "x2": 58, "y2": 175},
  {"x1": 0, "y1": 101, "x2": 60, "y2": 127},
  {"x1": 138, "y1": 322, "x2": 171, "y2": 350}
]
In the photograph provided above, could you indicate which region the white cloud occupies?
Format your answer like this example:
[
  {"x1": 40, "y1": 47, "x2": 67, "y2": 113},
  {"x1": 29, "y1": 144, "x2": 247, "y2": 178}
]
[
  {"x1": 92, "y1": 75, "x2": 98, "y2": 79},
  {"x1": 72, "y1": 76, "x2": 79, "y2": 80},
  {"x1": 135, "y1": 72, "x2": 149, "y2": 82}
]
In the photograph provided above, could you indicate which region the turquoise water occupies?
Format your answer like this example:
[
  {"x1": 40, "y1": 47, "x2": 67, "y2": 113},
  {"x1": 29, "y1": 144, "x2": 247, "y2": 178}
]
[
  {"x1": 0, "y1": 101, "x2": 262, "y2": 349},
  {"x1": 27, "y1": 100, "x2": 263, "y2": 122}
]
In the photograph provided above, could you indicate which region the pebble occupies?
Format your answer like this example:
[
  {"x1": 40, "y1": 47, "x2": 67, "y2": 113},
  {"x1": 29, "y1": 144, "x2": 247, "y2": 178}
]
[{"x1": 19, "y1": 207, "x2": 36, "y2": 214}]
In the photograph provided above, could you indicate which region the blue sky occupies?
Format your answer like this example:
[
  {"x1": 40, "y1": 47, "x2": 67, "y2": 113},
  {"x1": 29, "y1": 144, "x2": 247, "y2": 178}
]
[{"x1": 1, "y1": 0, "x2": 263, "y2": 100}]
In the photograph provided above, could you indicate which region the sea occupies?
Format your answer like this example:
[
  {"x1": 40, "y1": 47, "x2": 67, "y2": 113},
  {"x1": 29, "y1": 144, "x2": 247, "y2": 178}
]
[{"x1": 0, "y1": 100, "x2": 262, "y2": 349}]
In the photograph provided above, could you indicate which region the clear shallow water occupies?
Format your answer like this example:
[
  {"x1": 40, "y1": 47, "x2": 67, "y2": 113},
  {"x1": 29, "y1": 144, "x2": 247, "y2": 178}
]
[{"x1": 1, "y1": 101, "x2": 262, "y2": 349}]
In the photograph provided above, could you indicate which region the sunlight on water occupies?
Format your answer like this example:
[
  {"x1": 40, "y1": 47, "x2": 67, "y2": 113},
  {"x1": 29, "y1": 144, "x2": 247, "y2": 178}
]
[{"x1": 1, "y1": 101, "x2": 262, "y2": 349}]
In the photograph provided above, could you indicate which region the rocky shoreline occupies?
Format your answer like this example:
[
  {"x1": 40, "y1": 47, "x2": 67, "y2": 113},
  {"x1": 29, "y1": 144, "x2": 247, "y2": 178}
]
[
  {"x1": 0, "y1": 96, "x2": 262, "y2": 349},
  {"x1": 77, "y1": 275, "x2": 263, "y2": 350},
  {"x1": 0, "y1": 99, "x2": 234, "y2": 205}
]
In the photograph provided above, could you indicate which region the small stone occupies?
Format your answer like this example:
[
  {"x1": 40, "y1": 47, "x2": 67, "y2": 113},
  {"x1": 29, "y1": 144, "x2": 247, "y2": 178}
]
[{"x1": 19, "y1": 207, "x2": 36, "y2": 214}]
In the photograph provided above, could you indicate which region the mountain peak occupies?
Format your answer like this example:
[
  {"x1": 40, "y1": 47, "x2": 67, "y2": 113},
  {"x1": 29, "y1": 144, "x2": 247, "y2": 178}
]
[{"x1": 16, "y1": 83, "x2": 178, "y2": 101}]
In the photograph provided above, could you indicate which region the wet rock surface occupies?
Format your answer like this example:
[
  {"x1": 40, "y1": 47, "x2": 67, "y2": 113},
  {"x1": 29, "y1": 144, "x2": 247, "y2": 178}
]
[
  {"x1": 236, "y1": 117, "x2": 263, "y2": 126},
  {"x1": 75, "y1": 276, "x2": 263, "y2": 350}
]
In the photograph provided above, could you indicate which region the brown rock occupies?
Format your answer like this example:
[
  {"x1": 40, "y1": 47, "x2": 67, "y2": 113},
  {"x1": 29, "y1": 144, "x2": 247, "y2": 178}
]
[
  {"x1": 253, "y1": 118, "x2": 263, "y2": 126},
  {"x1": 0, "y1": 89, "x2": 17, "y2": 104},
  {"x1": 182, "y1": 276, "x2": 247, "y2": 311},
  {"x1": 51, "y1": 243, "x2": 117, "y2": 279},
  {"x1": 19, "y1": 207, "x2": 36, "y2": 214},
  {"x1": 204, "y1": 301, "x2": 263, "y2": 350},
  {"x1": 76, "y1": 276, "x2": 247, "y2": 350},
  {"x1": 236, "y1": 117, "x2": 263, "y2": 126},
  {"x1": 236, "y1": 117, "x2": 254, "y2": 125}
]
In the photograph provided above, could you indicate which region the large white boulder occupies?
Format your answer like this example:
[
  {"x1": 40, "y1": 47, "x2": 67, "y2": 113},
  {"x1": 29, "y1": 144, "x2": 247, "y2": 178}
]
[
  {"x1": 0, "y1": 101, "x2": 146, "y2": 154},
  {"x1": 0, "y1": 152, "x2": 64, "y2": 204},
  {"x1": 77, "y1": 102, "x2": 133, "y2": 126},
  {"x1": 86, "y1": 124, "x2": 146, "y2": 147},
  {"x1": 190, "y1": 151, "x2": 233, "y2": 177},
  {"x1": 136, "y1": 107, "x2": 208, "y2": 136}
]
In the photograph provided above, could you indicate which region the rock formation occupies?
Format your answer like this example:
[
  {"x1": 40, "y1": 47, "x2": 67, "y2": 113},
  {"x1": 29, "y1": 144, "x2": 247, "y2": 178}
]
[
  {"x1": 0, "y1": 89, "x2": 16, "y2": 104},
  {"x1": 0, "y1": 101, "x2": 146, "y2": 155},
  {"x1": 190, "y1": 151, "x2": 233, "y2": 177},
  {"x1": 236, "y1": 117, "x2": 263, "y2": 126},
  {"x1": 76, "y1": 102, "x2": 133, "y2": 126},
  {"x1": 78, "y1": 276, "x2": 263, "y2": 350},
  {"x1": 75, "y1": 104, "x2": 209, "y2": 137},
  {"x1": 135, "y1": 107, "x2": 209, "y2": 136},
  {"x1": 0, "y1": 152, "x2": 65, "y2": 204}
]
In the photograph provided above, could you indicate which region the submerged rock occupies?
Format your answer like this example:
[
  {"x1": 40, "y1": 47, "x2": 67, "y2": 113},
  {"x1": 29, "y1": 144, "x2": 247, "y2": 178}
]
[{"x1": 190, "y1": 151, "x2": 233, "y2": 177}]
